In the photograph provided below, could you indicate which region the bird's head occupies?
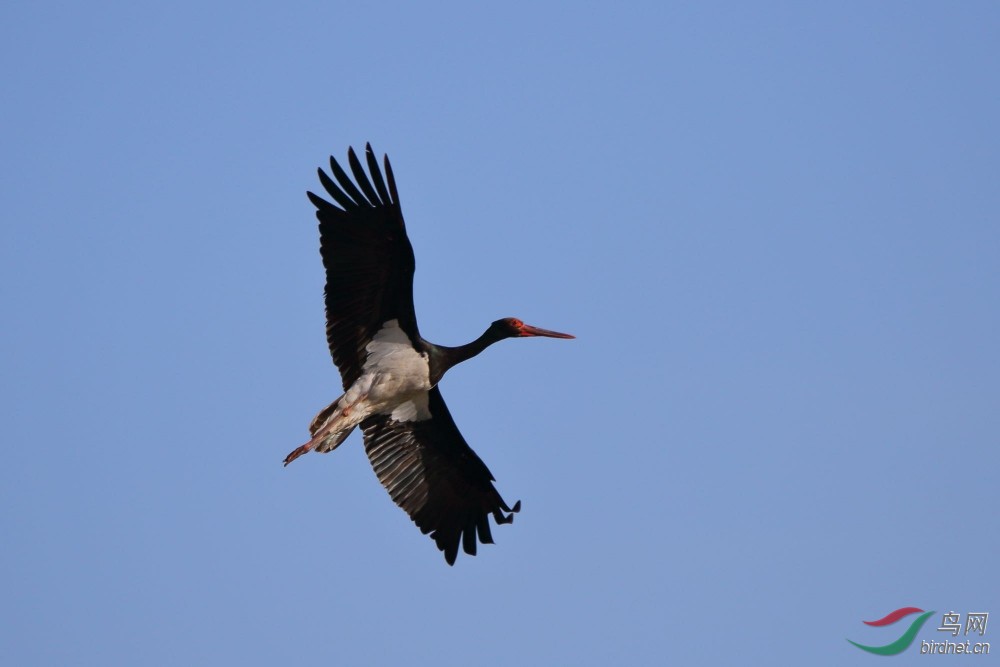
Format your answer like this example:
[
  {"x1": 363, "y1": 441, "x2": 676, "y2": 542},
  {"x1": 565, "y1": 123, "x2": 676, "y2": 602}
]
[{"x1": 491, "y1": 317, "x2": 575, "y2": 340}]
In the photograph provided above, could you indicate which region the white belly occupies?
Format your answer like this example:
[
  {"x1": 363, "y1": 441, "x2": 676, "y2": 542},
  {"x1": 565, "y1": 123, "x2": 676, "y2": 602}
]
[{"x1": 342, "y1": 320, "x2": 432, "y2": 423}]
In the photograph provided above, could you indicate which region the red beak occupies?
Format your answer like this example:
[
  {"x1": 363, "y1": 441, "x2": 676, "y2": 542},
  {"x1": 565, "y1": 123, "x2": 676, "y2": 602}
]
[{"x1": 519, "y1": 323, "x2": 575, "y2": 339}]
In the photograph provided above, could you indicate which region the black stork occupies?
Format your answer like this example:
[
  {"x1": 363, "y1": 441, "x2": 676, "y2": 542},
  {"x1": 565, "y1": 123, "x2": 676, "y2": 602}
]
[{"x1": 284, "y1": 144, "x2": 574, "y2": 565}]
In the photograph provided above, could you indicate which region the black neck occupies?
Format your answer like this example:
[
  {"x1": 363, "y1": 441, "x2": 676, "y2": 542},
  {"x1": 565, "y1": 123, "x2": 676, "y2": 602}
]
[{"x1": 426, "y1": 326, "x2": 506, "y2": 385}]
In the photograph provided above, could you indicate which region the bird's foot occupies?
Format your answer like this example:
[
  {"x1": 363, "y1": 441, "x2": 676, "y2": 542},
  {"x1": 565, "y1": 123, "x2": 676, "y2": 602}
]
[{"x1": 283, "y1": 440, "x2": 314, "y2": 466}]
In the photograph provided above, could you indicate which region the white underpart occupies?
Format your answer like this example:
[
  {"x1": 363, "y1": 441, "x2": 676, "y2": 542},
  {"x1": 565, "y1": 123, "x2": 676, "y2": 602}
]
[
  {"x1": 341, "y1": 319, "x2": 432, "y2": 424},
  {"x1": 390, "y1": 394, "x2": 430, "y2": 422}
]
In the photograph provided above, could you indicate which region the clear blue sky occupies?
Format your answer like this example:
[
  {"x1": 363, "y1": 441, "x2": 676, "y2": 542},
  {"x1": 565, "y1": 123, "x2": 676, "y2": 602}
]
[{"x1": 2, "y1": 2, "x2": 997, "y2": 664}]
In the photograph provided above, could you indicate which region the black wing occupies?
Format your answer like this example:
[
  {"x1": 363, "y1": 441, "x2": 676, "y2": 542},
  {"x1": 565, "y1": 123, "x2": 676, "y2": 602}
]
[
  {"x1": 360, "y1": 387, "x2": 521, "y2": 565},
  {"x1": 307, "y1": 144, "x2": 419, "y2": 390}
]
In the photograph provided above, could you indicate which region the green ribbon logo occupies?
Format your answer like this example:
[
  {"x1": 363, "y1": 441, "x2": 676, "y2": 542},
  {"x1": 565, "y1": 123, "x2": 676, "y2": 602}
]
[{"x1": 847, "y1": 607, "x2": 936, "y2": 655}]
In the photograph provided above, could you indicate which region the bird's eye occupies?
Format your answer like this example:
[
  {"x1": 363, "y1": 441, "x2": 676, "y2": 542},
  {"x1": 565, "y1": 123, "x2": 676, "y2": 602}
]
[{"x1": 511, "y1": 319, "x2": 523, "y2": 329}]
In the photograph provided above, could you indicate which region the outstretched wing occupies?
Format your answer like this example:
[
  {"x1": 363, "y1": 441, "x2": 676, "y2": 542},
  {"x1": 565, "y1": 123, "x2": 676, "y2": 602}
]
[
  {"x1": 307, "y1": 144, "x2": 419, "y2": 390},
  {"x1": 360, "y1": 387, "x2": 521, "y2": 565}
]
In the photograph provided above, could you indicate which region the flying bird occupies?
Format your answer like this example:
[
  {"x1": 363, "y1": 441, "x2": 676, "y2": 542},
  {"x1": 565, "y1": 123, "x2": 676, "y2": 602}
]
[{"x1": 284, "y1": 144, "x2": 574, "y2": 564}]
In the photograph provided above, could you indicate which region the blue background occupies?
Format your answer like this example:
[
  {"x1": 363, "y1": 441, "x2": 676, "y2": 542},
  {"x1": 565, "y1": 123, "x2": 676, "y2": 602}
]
[{"x1": 3, "y1": 2, "x2": 997, "y2": 664}]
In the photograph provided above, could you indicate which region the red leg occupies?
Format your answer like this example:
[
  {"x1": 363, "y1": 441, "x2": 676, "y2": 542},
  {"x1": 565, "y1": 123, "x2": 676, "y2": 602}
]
[
  {"x1": 283, "y1": 439, "x2": 316, "y2": 466},
  {"x1": 285, "y1": 397, "x2": 363, "y2": 466}
]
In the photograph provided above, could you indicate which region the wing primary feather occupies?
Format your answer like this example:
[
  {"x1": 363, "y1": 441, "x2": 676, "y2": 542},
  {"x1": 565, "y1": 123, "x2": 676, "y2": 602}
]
[
  {"x1": 462, "y1": 520, "x2": 478, "y2": 556},
  {"x1": 493, "y1": 510, "x2": 513, "y2": 525},
  {"x1": 328, "y1": 155, "x2": 367, "y2": 207},
  {"x1": 443, "y1": 539, "x2": 459, "y2": 566},
  {"x1": 348, "y1": 147, "x2": 381, "y2": 206},
  {"x1": 365, "y1": 144, "x2": 392, "y2": 205},
  {"x1": 306, "y1": 190, "x2": 341, "y2": 214},
  {"x1": 317, "y1": 167, "x2": 356, "y2": 210},
  {"x1": 492, "y1": 499, "x2": 521, "y2": 525},
  {"x1": 476, "y1": 515, "x2": 494, "y2": 545},
  {"x1": 384, "y1": 155, "x2": 400, "y2": 206}
]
